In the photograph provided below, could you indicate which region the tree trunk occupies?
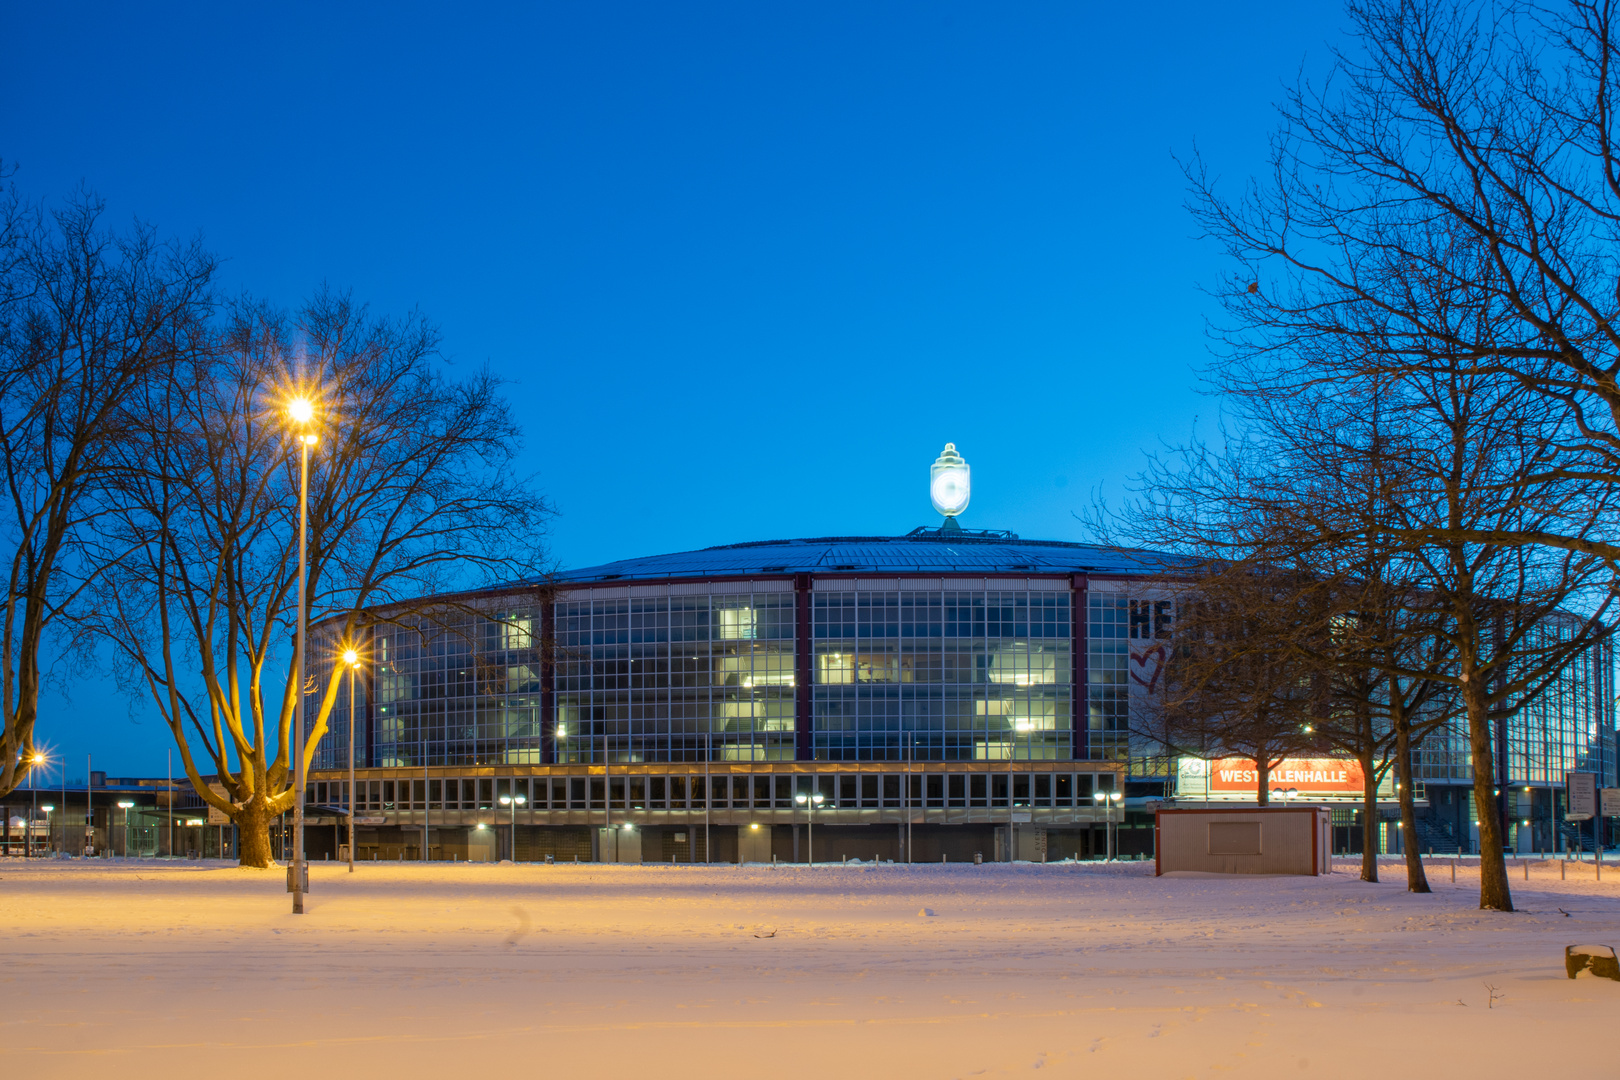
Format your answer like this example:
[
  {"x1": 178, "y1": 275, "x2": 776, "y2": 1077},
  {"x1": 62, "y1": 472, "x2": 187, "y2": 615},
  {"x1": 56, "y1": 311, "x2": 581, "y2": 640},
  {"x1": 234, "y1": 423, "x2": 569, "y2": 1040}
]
[
  {"x1": 236, "y1": 793, "x2": 276, "y2": 868},
  {"x1": 1359, "y1": 749, "x2": 1378, "y2": 883},
  {"x1": 1256, "y1": 759, "x2": 1271, "y2": 805},
  {"x1": 1464, "y1": 683, "x2": 1512, "y2": 911},
  {"x1": 1393, "y1": 710, "x2": 1430, "y2": 893}
]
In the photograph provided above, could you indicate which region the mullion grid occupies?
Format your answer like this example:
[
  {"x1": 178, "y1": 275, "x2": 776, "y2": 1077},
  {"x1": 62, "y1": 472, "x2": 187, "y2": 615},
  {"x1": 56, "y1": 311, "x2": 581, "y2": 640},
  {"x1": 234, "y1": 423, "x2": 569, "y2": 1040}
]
[
  {"x1": 813, "y1": 587, "x2": 1072, "y2": 762},
  {"x1": 558, "y1": 591, "x2": 796, "y2": 764}
]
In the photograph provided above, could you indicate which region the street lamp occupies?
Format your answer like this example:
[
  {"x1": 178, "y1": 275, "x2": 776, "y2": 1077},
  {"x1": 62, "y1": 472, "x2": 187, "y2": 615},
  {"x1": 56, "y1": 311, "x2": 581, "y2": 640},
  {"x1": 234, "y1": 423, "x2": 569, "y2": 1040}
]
[
  {"x1": 27, "y1": 751, "x2": 45, "y2": 858},
  {"x1": 116, "y1": 800, "x2": 134, "y2": 858},
  {"x1": 1094, "y1": 788, "x2": 1125, "y2": 861},
  {"x1": 499, "y1": 792, "x2": 527, "y2": 860},
  {"x1": 342, "y1": 646, "x2": 361, "y2": 874},
  {"x1": 794, "y1": 790, "x2": 825, "y2": 867},
  {"x1": 289, "y1": 395, "x2": 318, "y2": 915},
  {"x1": 1092, "y1": 789, "x2": 1108, "y2": 860},
  {"x1": 1110, "y1": 790, "x2": 1125, "y2": 859}
]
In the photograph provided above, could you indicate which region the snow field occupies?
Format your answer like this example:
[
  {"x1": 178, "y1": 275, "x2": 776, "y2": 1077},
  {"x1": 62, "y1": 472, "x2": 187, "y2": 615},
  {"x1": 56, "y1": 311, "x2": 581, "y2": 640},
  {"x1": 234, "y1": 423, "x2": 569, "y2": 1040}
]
[{"x1": 2, "y1": 857, "x2": 1619, "y2": 1078}]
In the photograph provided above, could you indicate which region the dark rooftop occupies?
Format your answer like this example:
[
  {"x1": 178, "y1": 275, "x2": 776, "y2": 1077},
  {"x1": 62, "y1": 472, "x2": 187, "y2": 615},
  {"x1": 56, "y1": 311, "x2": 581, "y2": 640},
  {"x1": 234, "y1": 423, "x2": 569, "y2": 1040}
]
[{"x1": 539, "y1": 527, "x2": 1187, "y2": 585}]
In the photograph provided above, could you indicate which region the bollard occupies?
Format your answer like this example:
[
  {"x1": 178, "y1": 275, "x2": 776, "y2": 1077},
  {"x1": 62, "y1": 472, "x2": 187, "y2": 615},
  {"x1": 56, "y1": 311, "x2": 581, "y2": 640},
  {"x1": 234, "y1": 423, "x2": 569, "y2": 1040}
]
[
  {"x1": 1525, "y1": 860, "x2": 1529, "y2": 881},
  {"x1": 1451, "y1": 860, "x2": 1456, "y2": 884},
  {"x1": 1563, "y1": 859, "x2": 1567, "y2": 880},
  {"x1": 973, "y1": 851, "x2": 983, "y2": 865}
]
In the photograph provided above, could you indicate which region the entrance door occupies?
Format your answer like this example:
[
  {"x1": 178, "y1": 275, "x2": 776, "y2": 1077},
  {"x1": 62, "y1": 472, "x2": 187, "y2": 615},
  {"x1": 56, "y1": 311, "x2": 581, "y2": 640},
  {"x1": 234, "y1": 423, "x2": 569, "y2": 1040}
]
[
  {"x1": 739, "y1": 824, "x2": 771, "y2": 863},
  {"x1": 596, "y1": 825, "x2": 643, "y2": 862}
]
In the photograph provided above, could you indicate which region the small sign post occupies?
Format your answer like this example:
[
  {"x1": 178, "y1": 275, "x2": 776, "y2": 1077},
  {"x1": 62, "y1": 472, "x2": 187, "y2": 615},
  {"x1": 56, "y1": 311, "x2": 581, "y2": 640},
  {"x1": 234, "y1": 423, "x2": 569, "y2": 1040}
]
[
  {"x1": 1567, "y1": 771, "x2": 1597, "y2": 820},
  {"x1": 1569, "y1": 772, "x2": 1598, "y2": 859},
  {"x1": 205, "y1": 782, "x2": 231, "y2": 826}
]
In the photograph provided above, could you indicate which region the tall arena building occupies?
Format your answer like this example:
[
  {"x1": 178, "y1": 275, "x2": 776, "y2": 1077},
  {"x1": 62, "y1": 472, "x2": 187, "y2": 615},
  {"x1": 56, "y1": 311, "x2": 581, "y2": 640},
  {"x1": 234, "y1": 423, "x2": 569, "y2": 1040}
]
[{"x1": 305, "y1": 446, "x2": 1615, "y2": 863}]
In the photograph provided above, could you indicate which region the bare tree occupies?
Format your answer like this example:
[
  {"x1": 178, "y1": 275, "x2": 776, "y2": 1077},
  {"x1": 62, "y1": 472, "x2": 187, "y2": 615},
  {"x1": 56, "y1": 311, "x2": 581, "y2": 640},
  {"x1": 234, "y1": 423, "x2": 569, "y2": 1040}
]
[
  {"x1": 1220, "y1": 361, "x2": 1609, "y2": 910},
  {"x1": 1187, "y1": 0, "x2": 1620, "y2": 562},
  {"x1": 1171, "y1": 0, "x2": 1620, "y2": 908},
  {"x1": 89, "y1": 290, "x2": 550, "y2": 866},
  {"x1": 1110, "y1": 257, "x2": 1616, "y2": 910},
  {"x1": 0, "y1": 176, "x2": 214, "y2": 797},
  {"x1": 1143, "y1": 564, "x2": 1333, "y2": 805},
  {"x1": 1309, "y1": 565, "x2": 1459, "y2": 886}
]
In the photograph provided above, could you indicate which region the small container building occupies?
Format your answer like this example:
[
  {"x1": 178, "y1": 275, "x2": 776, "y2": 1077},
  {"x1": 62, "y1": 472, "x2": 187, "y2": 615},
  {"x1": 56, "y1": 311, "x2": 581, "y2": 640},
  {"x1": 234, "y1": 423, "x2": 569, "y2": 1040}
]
[{"x1": 1154, "y1": 805, "x2": 1331, "y2": 876}]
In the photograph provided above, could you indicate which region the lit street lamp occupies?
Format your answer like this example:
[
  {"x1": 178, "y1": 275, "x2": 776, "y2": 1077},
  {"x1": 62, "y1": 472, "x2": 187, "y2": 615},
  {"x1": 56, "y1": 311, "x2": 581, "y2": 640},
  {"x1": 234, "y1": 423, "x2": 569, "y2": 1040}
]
[
  {"x1": 116, "y1": 800, "x2": 135, "y2": 857},
  {"x1": 289, "y1": 395, "x2": 318, "y2": 915},
  {"x1": 794, "y1": 790, "x2": 825, "y2": 866},
  {"x1": 27, "y1": 751, "x2": 45, "y2": 858},
  {"x1": 1093, "y1": 788, "x2": 1125, "y2": 861},
  {"x1": 343, "y1": 646, "x2": 361, "y2": 874},
  {"x1": 499, "y1": 793, "x2": 527, "y2": 860},
  {"x1": 495, "y1": 790, "x2": 528, "y2": 854}
]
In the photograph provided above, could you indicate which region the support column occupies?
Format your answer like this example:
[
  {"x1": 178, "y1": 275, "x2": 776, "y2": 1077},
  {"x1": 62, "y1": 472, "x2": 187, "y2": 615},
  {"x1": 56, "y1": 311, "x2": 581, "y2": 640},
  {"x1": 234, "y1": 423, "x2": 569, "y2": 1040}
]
[
  {"x1": 795, "y1": 573, "x2": 813, "y2": 761},
  {"x1": 364, "y1": 622, "x2": 377, "y2": 770},
  {"x1": 1071, "y1": 573, "x2": 1089, "y2": 761},
  {"x1": 540, "y1": 592, "x2": 557, "y2": 766}
]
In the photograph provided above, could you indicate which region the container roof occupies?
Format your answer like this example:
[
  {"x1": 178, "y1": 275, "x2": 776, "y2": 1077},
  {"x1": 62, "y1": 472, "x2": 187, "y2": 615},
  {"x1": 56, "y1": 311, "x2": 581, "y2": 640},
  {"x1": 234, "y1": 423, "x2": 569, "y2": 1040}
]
[{"x1": 540, "y1": 527, "x2": 1189, "y2": 585}]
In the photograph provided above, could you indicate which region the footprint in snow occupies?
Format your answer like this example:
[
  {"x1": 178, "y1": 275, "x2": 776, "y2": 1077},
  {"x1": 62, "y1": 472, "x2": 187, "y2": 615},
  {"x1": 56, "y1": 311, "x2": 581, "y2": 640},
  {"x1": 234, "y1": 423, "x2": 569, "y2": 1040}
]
[{"x1": 505, "y1": 906, "x2": 532, "y2": 946}]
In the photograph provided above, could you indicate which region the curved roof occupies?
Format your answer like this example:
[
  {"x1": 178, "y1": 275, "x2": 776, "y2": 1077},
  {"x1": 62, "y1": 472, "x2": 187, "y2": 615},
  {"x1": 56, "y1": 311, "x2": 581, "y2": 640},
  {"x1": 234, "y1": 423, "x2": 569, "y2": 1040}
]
[{"x1": 546, "y1": 527, "x2": 1187, "y2": 585}]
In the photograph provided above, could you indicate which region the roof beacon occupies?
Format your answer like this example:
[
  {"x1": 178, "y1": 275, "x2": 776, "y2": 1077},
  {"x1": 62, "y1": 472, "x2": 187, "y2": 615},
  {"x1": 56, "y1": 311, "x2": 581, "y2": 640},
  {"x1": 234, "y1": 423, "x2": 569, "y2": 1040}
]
[{"x1": 930, "y1": 443, "x2": 971, "y2": 531}]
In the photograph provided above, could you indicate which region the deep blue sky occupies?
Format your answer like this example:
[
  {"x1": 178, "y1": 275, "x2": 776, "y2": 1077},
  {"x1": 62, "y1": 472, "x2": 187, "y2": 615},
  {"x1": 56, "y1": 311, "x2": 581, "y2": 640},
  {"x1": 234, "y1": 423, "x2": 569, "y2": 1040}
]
[{"x1": 1, "y1": 1, "x2": 1346, "y2": 779}]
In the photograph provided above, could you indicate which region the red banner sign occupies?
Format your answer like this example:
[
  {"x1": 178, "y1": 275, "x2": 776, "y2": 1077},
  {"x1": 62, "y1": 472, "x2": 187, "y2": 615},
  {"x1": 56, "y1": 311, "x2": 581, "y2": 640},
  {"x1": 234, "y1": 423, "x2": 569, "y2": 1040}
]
[{"x1": 1208, "y1": 757, "x2": 1365, "y2": 795}]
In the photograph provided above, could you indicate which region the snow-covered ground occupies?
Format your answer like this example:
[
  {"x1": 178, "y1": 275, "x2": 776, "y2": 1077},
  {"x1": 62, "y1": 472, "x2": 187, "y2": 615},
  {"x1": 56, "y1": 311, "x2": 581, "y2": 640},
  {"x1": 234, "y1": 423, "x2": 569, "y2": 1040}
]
[{"x1": 3, "y1": 857, "x2": 1618, "y2": 1077}]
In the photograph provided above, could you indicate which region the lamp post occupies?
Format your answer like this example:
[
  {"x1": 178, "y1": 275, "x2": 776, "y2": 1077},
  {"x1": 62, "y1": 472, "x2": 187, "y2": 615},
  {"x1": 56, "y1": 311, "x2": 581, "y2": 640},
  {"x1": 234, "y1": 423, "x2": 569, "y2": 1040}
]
[
  {"x1": 499, "y1": 792, "x2": 527, "y2": 860},
  {"x1": 1094, "y1": 788, "x2": 1124, "y2": 861},
  {"x1": 289, "y1": 396, "x2": 318, "y2": 915},
  {"x1": 794, "y1": 790, "x2": 824, "y2": 866},
  {"x1": 1110, "y1": 789, "x2": 1124, "y2": 859},
  {"x1": 343, "y1": 647, "x2": 360, "y2": 873},
  {"x1": 27, "y1": 752, "x2": 45, "y2": 857},
  {"x1": 116, "y1": 800, "x2": 134, "y2": 857},
  {"x1": 1092, "y1": 789, "x2": 1107, "y2": 859}
]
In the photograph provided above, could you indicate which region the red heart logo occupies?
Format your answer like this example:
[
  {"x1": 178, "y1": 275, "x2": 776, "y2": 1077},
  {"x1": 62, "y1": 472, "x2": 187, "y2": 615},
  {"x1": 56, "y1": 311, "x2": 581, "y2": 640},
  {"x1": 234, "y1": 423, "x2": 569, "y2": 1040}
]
[{"x1": 1130, "y1": 645, "x2": 1168, "y2": 692}]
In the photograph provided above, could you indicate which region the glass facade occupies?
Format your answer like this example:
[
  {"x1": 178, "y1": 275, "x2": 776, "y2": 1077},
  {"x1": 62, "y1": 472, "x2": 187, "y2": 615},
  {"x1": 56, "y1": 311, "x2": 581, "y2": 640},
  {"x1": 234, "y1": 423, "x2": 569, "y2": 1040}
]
[
  {"x1": 554, "y1": 589, "x2": 795, "y2": 763},
  {"x1": 310, "y1": 767, "x2": 1115, "y2": 814},
  {"x1": 314, "y1": 606, "x2": 543, "y2": 770},
  {"x1": 811, "y1": 585, "x2": 1070, "y2": 761},
  {"x1": 1087, "y1": 592, "x2": 1129, "y2": 764},
  {"x1": 310, "y1": 571, "x2": 1611, "y2": 790},
  {"x1": 1423, "y1": 625, "x2": 1615, "y2": 788}
]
